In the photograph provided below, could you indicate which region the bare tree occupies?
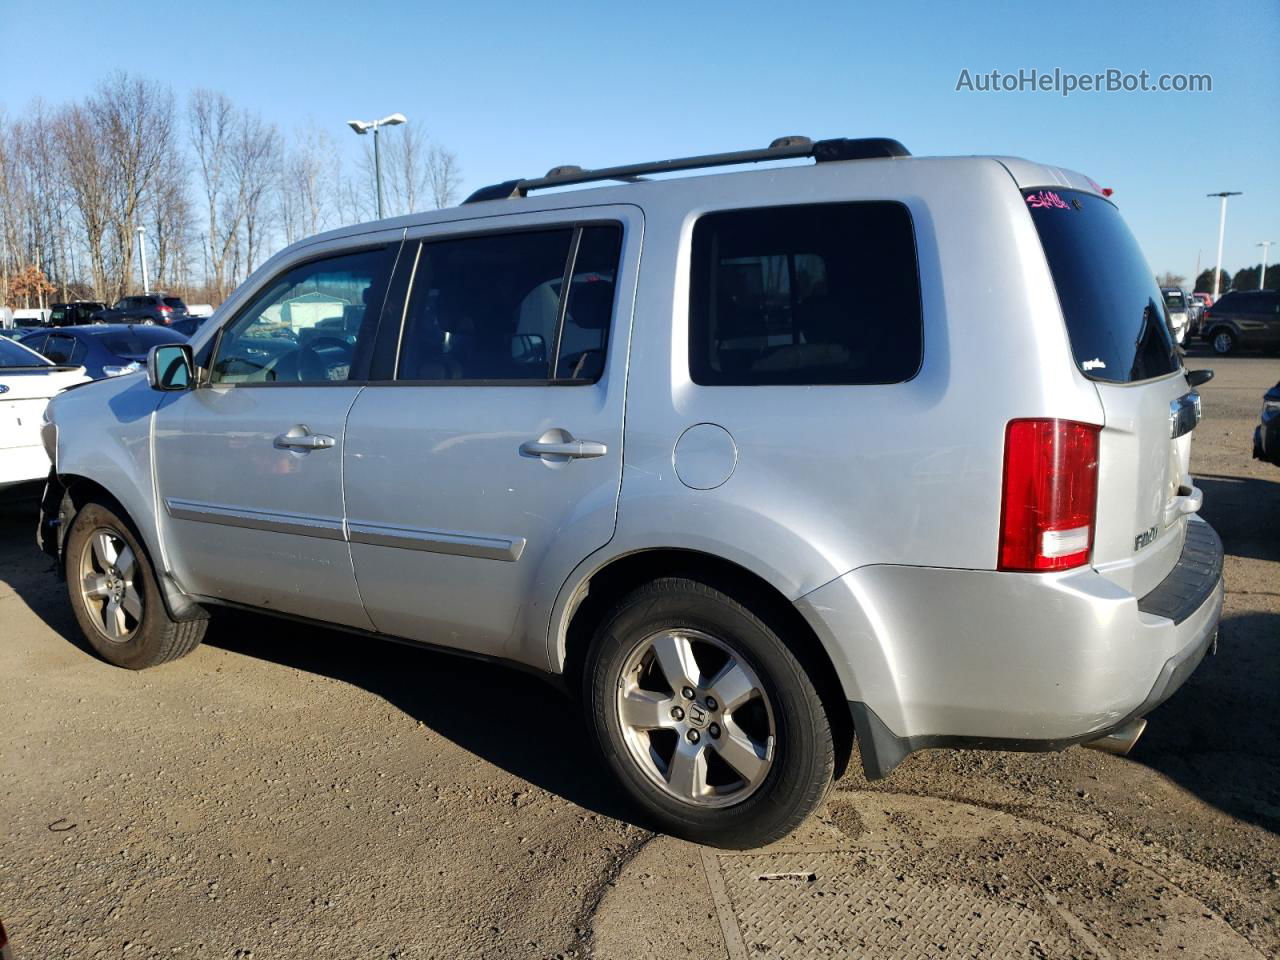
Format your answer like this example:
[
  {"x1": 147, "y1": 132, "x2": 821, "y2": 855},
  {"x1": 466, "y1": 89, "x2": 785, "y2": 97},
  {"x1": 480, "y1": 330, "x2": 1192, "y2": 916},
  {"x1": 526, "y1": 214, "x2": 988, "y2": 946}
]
[
  {"x1": 189, "y1": 89, "x2": 239, "y2": 300},
  {"x1": 360, "y1": 127, "x2": 463, "y2": 216},
  {"x1": 233, "y1": 112, "x2": 279, "y2": 280},
  {"x1": 279, "y1": 125, "x2": 339, "y2": 244},
  {"x1": 426, "y1": 143, "x2": 462, "y2": 209},
  {"x1": 53, "y1": 103, "x2": 113, "y2": 298},
  {"x1": 89, "y1": 73, "x2": 177, "y2": 299},
  {"x1": 147, "y1": 142, "x2": 194, "y2": 289}
]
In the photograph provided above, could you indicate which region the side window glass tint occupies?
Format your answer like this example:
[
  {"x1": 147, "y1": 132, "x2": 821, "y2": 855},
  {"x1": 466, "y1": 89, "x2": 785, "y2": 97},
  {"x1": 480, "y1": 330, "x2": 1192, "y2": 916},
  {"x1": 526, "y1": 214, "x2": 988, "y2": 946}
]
[
  {"x1": 211, "y1": 247, "x2": 394, "y2": 384},
  {"x1": 554, "y1": 225, "x2": 622, "y2": 381},
  {"x1": 689, "y1": 202, "x2": 922, "y2": 385},
  {"x1": 398, "y1": 229, "x2": 573, "y2": 381},
  {"x1": 44, "y1": 336, "x2": 74, "y2": 364}
]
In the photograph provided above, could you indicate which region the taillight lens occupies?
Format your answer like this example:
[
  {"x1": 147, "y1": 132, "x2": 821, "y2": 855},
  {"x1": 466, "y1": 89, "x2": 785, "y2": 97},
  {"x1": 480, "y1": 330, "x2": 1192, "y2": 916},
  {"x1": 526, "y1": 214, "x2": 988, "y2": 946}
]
[{"x1": 998, "y1": 419, "x2": 1100, "y2": 572}]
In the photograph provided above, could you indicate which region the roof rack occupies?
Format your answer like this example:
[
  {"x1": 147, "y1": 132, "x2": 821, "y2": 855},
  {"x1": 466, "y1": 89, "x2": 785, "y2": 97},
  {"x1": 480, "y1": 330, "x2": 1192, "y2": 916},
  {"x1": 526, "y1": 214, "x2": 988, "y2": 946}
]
[{"x1": 462, "y1": 135, "x2": 910, "y2": 204}]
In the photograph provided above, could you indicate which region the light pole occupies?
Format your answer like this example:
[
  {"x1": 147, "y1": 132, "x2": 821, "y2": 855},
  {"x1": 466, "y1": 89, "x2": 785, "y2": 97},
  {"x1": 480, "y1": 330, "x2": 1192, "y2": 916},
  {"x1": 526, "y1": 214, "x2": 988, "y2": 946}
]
[
  {"x1": 1207, "y1": 191, "x2": 1242, "y2": 300},
  {"x1": 1258, "y1": 241, "x2": 1275, "y2": 290},
  {"x1": 136, "y1": 226, "x2": 150, "y2": 294},
  {"x1": 346, "y1": 113, "x2": 407, "y2": 219}
]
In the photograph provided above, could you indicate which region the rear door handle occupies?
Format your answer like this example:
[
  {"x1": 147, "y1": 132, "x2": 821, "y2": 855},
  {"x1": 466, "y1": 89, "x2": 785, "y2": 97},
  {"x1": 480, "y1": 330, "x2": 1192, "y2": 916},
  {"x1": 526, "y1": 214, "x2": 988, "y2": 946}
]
[
  {"x1": 275, "y1": 427, "x2": 336, "y2": 451},
  {"x1": 519, "y1": 438, "x2": 607, "y2": 460}
]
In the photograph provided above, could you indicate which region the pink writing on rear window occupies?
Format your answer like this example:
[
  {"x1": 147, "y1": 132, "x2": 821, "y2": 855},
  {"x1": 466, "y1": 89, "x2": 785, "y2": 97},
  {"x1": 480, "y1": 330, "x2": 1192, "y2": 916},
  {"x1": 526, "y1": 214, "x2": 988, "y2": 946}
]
[{"x1": 1026, "y1": 190, "x2": 1071, "y2": 210}]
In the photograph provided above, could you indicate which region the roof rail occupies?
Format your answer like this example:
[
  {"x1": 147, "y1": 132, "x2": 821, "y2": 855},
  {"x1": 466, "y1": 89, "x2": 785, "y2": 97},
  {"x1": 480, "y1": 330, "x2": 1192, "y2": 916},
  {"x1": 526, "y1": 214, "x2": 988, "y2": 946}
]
[{"x1": 462, "y1": 136, "x2": 910, "y2": 204}]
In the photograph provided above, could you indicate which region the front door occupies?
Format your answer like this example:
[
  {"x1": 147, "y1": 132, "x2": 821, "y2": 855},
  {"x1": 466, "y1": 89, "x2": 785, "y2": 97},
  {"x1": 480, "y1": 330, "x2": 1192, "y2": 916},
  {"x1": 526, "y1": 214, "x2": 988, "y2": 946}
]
[
  {"x1": 343, "y1": 208, "x2": 640, "y2": 660},
  {"x1": 153, "y1": 239, "x2": 400, "y2": 627}
]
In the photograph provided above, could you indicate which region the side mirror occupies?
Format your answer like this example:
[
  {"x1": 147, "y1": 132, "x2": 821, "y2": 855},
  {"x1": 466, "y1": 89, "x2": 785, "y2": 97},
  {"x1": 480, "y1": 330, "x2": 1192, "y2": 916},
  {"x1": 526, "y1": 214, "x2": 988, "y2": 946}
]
[
  {"x1": 1186, "y1": 369, "x2": 1214, "y2": 388},
  {"x1": 147, "y1": 343, "x2": 194, "y2": 391}
]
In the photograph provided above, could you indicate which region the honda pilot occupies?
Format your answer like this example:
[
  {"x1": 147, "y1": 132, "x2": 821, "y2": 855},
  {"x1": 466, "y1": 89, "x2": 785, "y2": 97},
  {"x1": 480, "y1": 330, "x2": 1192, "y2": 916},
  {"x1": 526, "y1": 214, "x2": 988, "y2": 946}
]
[{"x1": 38, "y1": 136, "x2": 1224, "y2": 847}]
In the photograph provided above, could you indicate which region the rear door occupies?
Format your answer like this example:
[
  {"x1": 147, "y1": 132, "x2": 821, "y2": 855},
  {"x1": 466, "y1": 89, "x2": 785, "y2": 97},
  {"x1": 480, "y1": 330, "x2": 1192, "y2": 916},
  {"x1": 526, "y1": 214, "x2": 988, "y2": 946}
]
[
  {"x1": 1024, "y1": 188, "x2": 1194, "y2": 597},
  {"x1": 342, "y1": 207, "x2": 639, "y2": 659}
]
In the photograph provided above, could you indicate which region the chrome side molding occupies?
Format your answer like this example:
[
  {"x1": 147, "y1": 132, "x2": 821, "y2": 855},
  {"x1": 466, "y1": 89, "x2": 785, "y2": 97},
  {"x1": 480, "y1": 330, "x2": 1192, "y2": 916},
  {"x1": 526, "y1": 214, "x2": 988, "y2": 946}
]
[
  {"x1": 347, "y1": 521, "x2": 525, "y2": 562},
  {"x1": 164, "y1": 498, "x2": 346, "y2": 541},
  {"x1": 164, "y1": 497, "x2": 525, "y2": 562}
]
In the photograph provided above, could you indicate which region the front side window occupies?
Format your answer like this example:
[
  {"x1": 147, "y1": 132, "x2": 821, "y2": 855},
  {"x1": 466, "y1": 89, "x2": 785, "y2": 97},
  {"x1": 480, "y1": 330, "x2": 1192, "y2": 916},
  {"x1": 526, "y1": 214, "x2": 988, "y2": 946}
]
[
  {"x1": 689, "y1": 202, "x2": 922, "y2": 385},
  {"x1": 211, "y1": 246, "x2": 395, "y2": 384},
  {"x1": 396, "y1": 224, "x2": 621, "y2": 383}
]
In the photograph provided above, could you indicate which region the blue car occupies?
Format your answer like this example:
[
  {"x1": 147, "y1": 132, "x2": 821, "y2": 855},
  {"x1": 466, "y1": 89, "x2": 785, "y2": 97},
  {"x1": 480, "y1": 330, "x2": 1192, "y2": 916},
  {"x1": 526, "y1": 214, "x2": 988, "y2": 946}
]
[{"x1": 19, "y1": 324, "x2": 188, "y2": 380}]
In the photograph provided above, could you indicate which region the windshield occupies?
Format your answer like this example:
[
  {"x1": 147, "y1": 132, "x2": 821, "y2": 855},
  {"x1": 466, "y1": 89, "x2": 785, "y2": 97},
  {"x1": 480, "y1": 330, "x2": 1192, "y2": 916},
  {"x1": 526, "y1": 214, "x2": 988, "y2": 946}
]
[
  {"x1": 0, "y1": 337, "x2": 54, "y2": 368},
  {"x1": 1163, "y1": 290, "x2": 1186, "y2": 310},
  {"x1": 1024, "y1": 189, "x2": 1179, "y2": 383}
]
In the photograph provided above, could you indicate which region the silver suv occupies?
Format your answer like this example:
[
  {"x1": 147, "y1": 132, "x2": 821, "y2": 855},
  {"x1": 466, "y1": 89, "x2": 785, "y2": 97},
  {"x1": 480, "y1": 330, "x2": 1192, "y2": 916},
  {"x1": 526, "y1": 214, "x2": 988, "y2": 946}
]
[{"x1": 38, "y1": 136, "x2": 1224, "y2": 847}]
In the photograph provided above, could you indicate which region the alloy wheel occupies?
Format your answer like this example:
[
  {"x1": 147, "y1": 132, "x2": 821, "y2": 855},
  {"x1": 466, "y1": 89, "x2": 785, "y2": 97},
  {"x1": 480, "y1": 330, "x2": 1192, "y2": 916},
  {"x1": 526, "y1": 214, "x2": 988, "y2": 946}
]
[
  {"x1": 79, "y1": 528, "x2": 143, "y2": 642},
  {"x1": 615, "y1": 628, "x2": 775, "y2": 807}
]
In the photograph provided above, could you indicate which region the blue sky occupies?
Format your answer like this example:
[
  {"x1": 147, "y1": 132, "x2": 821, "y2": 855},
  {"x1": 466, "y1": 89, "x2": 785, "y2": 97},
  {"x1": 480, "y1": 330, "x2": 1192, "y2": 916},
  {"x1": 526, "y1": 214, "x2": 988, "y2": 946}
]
[{"x1": 5, "y1": 0, "x2": 1278, "y2": 281}]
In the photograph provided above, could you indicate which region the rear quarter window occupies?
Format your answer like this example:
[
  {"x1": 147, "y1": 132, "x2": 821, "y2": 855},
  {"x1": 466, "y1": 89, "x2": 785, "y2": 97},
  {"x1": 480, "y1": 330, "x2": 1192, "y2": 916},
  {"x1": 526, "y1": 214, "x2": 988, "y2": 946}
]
[
  {"x1": 1024, "y1": 189, "x2": 1178, "y2": 383},
  {"x1": 689, "y1": 202, "x2": 922, "y2": 385}
]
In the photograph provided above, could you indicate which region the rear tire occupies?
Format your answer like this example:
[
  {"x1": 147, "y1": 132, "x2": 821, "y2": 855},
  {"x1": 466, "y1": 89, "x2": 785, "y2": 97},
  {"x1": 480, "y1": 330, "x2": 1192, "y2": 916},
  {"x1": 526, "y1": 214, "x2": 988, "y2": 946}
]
[
  {"x1": 1211, "y1": 328, "x2": 1236, "y2": 355},
  {"x1": 65, "y1": 501, "x2": 206, "y2": 669},
  {"x1": 585, "y1": 578, "x2": 834, "y2": 848}
]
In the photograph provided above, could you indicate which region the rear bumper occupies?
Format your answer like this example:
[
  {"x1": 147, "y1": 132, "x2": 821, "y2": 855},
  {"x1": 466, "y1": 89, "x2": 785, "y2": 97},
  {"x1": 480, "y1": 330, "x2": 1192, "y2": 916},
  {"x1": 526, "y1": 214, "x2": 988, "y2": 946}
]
[{"x1": 795, "y1": 517, "x2": 1224, "y2": 779}]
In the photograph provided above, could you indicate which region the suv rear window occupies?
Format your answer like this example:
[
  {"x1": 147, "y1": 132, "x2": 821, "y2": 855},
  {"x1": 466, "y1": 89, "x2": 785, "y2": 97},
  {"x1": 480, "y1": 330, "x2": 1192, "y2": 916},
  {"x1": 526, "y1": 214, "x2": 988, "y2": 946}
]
[
  {"x1": 689, "y1": 202, "x2": 922, "y2": 385},
  {"x1": 163, "y1": 297, "x2": 186, "y2": 311},
  {"x1": 1025, "y1": 189, "x2": 1178, "y2": 383}
]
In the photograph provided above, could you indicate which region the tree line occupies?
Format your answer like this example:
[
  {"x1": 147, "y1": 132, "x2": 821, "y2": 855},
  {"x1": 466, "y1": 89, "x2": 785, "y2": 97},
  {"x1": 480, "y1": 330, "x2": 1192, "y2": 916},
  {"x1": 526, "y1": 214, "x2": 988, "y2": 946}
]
[
  {"x1": 1158, "y1": 266, "x2": 1274, "y2": 295},
  {"x1": 0, "y1": 72, "x2": 462, "y2": 309}
]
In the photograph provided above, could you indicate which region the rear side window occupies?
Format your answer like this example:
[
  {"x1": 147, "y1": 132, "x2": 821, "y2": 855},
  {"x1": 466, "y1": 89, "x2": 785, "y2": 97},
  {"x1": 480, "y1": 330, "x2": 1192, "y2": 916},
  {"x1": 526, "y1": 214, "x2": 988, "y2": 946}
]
[
  {"x1": 1025, "y1": 189, "x2": 1178, "y2": 383},
  {"x1": 100, "y1": 328, "x2": 184, "y2": 355},
  {"x1": 689, "y1": 202, "x2": 922, "y2": 385},
  {"x1": 396, "y1": 223, "x2": 622, "y2": 383},
  {"x1": 0, "y1": 337, "x2": 51, "y2": 367}
]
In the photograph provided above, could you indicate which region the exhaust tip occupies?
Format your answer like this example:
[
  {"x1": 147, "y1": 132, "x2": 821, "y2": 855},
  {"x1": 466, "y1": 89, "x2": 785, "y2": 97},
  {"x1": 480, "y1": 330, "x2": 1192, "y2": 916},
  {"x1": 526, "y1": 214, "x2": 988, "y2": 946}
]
[{"x1": 1083, "y1": 718, "x2": 1147, "y2": 756}]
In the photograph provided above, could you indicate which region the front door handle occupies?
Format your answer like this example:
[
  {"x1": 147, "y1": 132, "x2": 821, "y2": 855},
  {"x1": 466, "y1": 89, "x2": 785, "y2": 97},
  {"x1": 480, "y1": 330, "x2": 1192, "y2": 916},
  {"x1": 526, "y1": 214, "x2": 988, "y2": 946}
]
[
  {"x1": 275, "y1": 427, "x2": 336, "y2": 451},
  {"x1": 519, "y1": 436, "x2": 608, "y2": 460}
]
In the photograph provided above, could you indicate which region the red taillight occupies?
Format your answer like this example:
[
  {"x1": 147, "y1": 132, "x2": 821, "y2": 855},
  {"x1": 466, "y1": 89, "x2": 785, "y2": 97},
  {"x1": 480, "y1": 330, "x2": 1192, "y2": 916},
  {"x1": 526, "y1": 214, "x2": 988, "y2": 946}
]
[
  {"x1": 998, "y1": 419, "x2": 1100, "y2": 572},
  {"x1": 159, "y1": 304, "x2": 172, "y2": 313}
]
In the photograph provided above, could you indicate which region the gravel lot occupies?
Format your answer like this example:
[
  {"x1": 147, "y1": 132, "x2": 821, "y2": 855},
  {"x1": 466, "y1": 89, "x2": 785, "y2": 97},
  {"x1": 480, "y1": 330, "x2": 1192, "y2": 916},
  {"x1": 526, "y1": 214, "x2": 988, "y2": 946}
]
[{"x1": 2, "y1": 349, "x2": 1277, "y2": 959}]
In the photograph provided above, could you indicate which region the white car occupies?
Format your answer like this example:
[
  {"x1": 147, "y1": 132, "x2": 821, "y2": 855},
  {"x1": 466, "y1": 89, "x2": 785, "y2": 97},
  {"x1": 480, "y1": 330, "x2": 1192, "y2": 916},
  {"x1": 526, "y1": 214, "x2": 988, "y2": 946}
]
[
  {"x1": 0, "y1": 337, "x2": 89, "y2": 493},
  {"x1": 1161, "y1": 287, "x2": 1190, "y2": 345}
]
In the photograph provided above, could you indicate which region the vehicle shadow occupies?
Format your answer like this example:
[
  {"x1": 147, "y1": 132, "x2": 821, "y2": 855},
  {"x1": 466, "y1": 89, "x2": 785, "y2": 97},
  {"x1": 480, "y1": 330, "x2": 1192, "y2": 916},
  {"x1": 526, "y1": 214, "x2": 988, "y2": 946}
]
[
  {"x1": 0, "y1": 500, "x2": 642, "y2": 829},
  {"x1": 1194, "y1": 473, "x2": 1280, "y2": 564},
  {"x1": 200, "y1": 610, "x2": 643, "y2": 827},
  {"x1": 1132, "y1": 466, "x2": 1280, "y2": 834}
]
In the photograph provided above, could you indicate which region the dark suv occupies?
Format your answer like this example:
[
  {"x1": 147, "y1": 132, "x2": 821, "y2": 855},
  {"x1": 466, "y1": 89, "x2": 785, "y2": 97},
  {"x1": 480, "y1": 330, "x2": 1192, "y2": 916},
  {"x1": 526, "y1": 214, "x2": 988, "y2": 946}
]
[
  {"x1": 92, "y1": 294, "x2": 189, "y2": 326},
  {"x1": 49, "y1": 301, "x2": 107, "y2": 327},
  {"x1": 1201, "y1": 289, "x2": 1280, "y2": 354}
]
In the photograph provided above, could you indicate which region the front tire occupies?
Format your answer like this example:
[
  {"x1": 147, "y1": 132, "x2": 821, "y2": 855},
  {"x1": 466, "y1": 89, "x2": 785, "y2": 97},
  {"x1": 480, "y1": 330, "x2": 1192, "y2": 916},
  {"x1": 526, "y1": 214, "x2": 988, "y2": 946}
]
[
  {"x1": 585, "y1": 578, "x2": 834, "y2": 848},
  {"x1": 65, "y1": 501, "x2": 206, "y2": 669}
]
